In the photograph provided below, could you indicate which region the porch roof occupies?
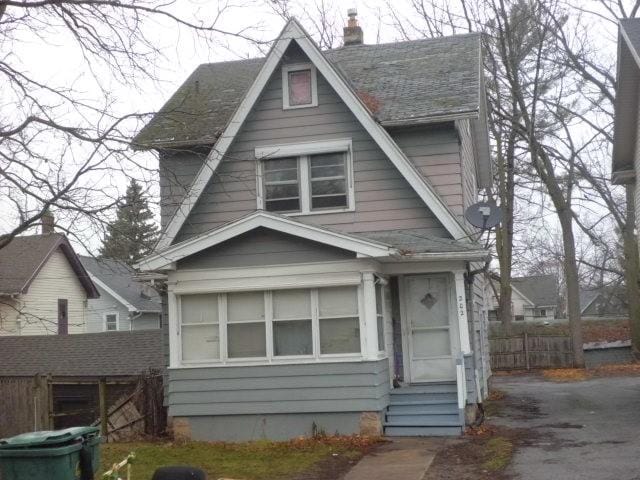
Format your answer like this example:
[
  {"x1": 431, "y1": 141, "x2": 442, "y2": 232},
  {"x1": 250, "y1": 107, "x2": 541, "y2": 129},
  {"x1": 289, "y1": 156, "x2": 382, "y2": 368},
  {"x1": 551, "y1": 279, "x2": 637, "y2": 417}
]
[{"x1": 137, "y1": 211, "x2": 488, "y2": 271}]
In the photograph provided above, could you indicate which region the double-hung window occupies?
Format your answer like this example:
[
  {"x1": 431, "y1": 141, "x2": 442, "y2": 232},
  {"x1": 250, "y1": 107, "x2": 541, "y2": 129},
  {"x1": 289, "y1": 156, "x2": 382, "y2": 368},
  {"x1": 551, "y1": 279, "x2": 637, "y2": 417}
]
[
  {"x1": 104, "y1": 312, "x2": 118, "y2": 332},
  {"x1": 178, "y1": 286, "x2": 361, "y2": 364},
  {"x1": 257, "y1": 140, "x2": 353, "y2": 215},
  {"x1": 282, "y1": 63, "x2": 317, "y2": 109}
]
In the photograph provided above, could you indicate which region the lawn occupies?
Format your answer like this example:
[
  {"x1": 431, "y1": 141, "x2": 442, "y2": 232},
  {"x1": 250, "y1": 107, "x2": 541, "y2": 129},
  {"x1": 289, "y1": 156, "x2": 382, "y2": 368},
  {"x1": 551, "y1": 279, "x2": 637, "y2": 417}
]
[{"x1": 100, "y1": 436, "x2": 375, "y2": 480}]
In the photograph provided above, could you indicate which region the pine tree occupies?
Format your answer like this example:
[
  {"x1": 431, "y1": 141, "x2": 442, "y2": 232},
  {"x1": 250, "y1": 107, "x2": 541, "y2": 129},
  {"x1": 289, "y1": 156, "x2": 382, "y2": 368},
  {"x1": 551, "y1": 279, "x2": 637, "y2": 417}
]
[{"x1": 100, "y1": 179, "x2": 158, "y2": 265}]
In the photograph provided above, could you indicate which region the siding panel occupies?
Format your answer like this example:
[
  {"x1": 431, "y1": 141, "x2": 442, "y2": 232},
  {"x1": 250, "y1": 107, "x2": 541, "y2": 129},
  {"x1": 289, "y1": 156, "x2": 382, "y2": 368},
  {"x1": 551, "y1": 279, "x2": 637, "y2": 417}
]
[{"x1": 168, "y1": 359, "x2": 391, "y2": 416}]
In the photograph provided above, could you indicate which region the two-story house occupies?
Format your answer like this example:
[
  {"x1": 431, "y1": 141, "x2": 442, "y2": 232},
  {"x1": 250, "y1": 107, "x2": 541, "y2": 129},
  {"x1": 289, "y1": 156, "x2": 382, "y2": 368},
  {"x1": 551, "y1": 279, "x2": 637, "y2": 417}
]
[
  {"x1": 0, "y1": 223, "x2": 99, "y2": 335},
  {"x1": 613, "y1": 19, "x2": 640, "y2": 247},
  {"x1": 134, "y1": 16, "x2": 492, "y2": 440}
]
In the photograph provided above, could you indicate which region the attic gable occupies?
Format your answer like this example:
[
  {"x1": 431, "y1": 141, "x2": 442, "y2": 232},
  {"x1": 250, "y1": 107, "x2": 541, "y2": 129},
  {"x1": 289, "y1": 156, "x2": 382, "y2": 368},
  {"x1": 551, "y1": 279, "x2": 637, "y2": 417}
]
[{"x1": 152, "y1": 19, "x2": 468, "y2": 250}]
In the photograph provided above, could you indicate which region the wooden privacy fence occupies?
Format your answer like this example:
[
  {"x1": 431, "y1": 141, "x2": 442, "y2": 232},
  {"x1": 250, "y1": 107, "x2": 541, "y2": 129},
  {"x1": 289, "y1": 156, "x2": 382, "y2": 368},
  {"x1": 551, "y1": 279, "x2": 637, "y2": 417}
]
[
  {"x1": 0, "y1": 372, "x2": 166, "y2": 440},
  {"x1": 490, "y1": 333, "x2": 574, "y2": 370}
]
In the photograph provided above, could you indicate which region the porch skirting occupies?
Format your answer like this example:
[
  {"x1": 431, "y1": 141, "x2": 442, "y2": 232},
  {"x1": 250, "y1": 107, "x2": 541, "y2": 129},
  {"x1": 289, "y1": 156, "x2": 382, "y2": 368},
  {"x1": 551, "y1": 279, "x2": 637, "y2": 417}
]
[{"x1": 167, "y1": 359, "x2": 390, "y2": 441}]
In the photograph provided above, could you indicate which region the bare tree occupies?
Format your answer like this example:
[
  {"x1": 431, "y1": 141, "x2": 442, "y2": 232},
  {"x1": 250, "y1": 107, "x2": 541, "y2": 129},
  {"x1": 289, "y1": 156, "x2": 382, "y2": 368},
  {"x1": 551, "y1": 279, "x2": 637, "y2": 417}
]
[{"x1": 0, "y1": 0, "x2": 264, "y2": 251}]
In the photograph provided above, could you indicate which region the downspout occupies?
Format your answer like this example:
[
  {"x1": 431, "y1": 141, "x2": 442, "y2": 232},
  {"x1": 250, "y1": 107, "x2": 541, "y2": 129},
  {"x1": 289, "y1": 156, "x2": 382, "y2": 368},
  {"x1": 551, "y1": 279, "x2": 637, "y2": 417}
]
[{"x1": 129, "y1": 311, "x2": 142, "y2": 331}]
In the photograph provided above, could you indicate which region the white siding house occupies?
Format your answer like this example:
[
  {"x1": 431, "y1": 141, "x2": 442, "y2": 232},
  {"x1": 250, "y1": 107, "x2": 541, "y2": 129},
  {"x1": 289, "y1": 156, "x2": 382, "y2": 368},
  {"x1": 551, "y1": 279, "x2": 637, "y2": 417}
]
[{"x1": 0, "y1": 234, "x2": 99, "y2": 335}]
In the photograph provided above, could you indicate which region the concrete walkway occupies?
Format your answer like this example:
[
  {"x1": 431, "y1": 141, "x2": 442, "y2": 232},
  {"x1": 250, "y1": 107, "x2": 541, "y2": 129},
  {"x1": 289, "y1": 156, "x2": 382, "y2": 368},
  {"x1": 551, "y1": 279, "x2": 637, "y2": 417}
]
[
  {"x1": 343, "y1": 437, "x2": 442, "y2": 480},
  {"x1": 493, "y1": 375, "x2": 640, "y2": 480}
]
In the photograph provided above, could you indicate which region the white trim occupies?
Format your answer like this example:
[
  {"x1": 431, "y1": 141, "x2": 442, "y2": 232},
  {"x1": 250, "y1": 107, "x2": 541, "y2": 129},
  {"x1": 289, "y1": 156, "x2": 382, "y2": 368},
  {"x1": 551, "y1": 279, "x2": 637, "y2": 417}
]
[
  {"x1": 256, "y1": 140, "x2": 355, "y2": 216},
  {"x1": 454, "y1": 271, "x2": 471, "y2": 354},
  {"x1": 362, "y1": 272, "x2": 378, "y2": 358},
  {"x1": 255, "y1": 138, "x2": 351, "y2": 159},
  {"x1": 154, "y1": 19, "x2": 468, "y2": 250},
  {"x1": 138, "y1": 211, "x2": 394, "y2": 271},
  {"x1": 174, "y1": 284, "x2": 369, "y2": 368},
  {"x1": 103, "y1": 311, "x2": 119, "y2": 332},
  {"x1": 282, "y1": 62, "x2": 318, "y2": 110},
  {"x1": 89, "y1": 274, "x2": 137, "y2": 312}
]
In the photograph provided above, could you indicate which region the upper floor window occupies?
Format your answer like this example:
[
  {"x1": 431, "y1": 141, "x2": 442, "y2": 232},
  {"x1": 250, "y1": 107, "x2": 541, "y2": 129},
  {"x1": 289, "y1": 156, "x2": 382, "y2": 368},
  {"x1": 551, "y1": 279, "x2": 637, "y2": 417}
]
[
  {"x1": 104, "y1": 312, "x2": 118, "y2": 331},
  {"x1": 282, "y1": 63, "x2": 318, "y2": 109},
  {"x1": 256, "y1": 140, "x2": 354, "y2": 215}
]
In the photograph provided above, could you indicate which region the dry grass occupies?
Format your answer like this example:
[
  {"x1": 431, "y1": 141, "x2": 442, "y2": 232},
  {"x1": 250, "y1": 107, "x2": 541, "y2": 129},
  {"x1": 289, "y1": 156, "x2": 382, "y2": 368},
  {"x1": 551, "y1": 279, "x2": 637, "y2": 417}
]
[{"x1": 542, "y1": 368, "x2": 589, "y2": 382}]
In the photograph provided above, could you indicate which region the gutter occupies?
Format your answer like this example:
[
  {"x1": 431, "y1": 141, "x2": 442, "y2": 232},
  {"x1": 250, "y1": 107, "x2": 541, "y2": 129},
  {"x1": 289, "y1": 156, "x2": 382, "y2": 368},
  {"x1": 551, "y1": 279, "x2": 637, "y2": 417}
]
[
  {"x1": 391, "y1": 250, "x2": 489, "y2": 262},
  {"x1": 380, "y1": 109, "x2": 480, "y2": 128}
]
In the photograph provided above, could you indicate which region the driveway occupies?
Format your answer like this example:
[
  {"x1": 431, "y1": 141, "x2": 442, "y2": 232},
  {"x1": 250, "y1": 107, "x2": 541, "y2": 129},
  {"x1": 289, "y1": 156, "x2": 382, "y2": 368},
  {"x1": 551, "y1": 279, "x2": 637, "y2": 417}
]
[{"x1": 492, "y1": 374, "x2": 640, "y2": 480}]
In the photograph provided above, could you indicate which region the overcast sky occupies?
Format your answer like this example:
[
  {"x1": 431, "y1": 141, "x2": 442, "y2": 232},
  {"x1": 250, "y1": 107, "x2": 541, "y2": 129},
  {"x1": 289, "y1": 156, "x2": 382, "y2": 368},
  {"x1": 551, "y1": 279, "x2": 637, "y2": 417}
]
[{"x1": 2, "y1": 0, "x2": 622, "y2": 258}]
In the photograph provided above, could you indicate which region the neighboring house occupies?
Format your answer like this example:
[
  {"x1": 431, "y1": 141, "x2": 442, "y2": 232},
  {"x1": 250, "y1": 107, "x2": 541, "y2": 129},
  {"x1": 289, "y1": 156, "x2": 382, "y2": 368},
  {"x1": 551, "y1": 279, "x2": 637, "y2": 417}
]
[
  {"x1": 80, "y1": 256, "x2": 162, "y2": 332},
  {"x1": 0, "y1": 232, "x2": 99, "y2": 336},
  {"x1": 133, "y1": 16, "x2": 492, "y2": 440},
  {"x1": 488, "y1": 275, "x2": 558, "y2": 323},
  {"x1": 613, "y1": 20, "x2": 640, "y2": 248},
  {"x1": 580, "y1": 287, "x2": 628, "y2": 319},
  {"x1": 0, "y1": 330, "x2": 164, "y2": 432}
]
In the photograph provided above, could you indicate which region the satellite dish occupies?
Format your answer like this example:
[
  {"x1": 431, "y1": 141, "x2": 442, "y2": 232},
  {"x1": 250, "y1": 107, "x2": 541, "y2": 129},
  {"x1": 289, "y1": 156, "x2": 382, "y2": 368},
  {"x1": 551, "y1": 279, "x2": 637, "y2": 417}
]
[{"x1": 464, "y1": 202, "x2": 503, "y2": 230}]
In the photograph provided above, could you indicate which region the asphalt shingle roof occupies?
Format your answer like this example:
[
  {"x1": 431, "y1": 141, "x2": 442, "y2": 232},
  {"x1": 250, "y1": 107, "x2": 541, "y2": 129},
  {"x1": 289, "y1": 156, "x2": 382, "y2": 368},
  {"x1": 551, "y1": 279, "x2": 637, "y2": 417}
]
[
  {"x1": 133, "y1": 34, "x2": 482, "y2": 148},
  {"x1": 80, "y1": 256, "x2": 160, "y2": 312},
  {"x1": 359, "y1": 230, "x2": 485, "y2": 254},
  {"x1": 0, "y1": 330, "x2": 164, "y2": 377},
  {"x1": 511, "y1": 275, "x2": 558, "y2": 307},
  {"x1": 0, "y1": 234, "x2": 98, "y2": 297}
]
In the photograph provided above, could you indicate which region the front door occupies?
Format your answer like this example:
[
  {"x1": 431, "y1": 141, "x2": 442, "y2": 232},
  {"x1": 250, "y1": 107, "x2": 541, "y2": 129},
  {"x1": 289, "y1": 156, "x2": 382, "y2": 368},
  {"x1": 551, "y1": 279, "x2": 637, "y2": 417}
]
[{"x1": 402, "y1": 275, "x2": 456, "y2": 383}]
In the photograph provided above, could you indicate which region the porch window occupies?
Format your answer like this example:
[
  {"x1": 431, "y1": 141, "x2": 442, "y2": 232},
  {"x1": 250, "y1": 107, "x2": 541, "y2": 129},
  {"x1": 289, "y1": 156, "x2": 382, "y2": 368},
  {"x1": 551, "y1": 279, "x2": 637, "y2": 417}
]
[
  {"x1": 272, "y1": 289, "x2": 313, "y2": 356},
  {"x1": 177, "y1": 286, "x2": 362, "y2": 364},
  {"x1": 318, "y1": 287, "x2": 360, "y2": 354},
  {"x1": 227, "y1": 291, "x2": 266, "y2": 358},
  {"x1": 180, "y1": 294, "x2": 220, "y2": 361}
]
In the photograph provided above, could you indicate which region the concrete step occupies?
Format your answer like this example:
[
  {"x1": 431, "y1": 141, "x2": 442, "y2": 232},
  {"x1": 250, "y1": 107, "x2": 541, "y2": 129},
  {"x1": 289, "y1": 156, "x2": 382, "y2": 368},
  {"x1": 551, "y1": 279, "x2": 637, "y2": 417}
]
[
  {"x1": 386, "y1": 412, "x2": 461, "y2": 425},
  {"x1": 390, "y1": 383, "x2": 457, "y2": 395},
  {"x1": 384, "y1": 425, "x2": 464, "y2": 437},
  {"x1": 389, "y1": 392, "x2": 457, "y2": 403},
  {"x1": 387, "y1": 402, "x2": 459, "y2": 415}
]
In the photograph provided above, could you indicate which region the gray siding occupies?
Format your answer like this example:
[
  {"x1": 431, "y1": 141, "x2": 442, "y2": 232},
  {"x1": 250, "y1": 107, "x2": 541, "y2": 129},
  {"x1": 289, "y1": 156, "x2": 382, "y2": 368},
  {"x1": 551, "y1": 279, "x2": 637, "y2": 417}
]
[
  {"x1": 169, "y1": 45, "x2": 453, "y2": 243},
  {"x1": 86, "y1": 285, "x2": 131, "y2": 333},
  {"x1": 458, "y1": 118, "x2": 478, "y2": 224},
  {"x1": 177, "y1": 228, "x2": 355, "y2": 270},
  {"x1": 168, "y1": 359, "x2": 390, "y2": 417},
  {"x1": 391, "y1": 124, "x2": 464, "y2": 219},
  {"x1": 132, "y1": 312, "x2": 161, "y2": 330}
]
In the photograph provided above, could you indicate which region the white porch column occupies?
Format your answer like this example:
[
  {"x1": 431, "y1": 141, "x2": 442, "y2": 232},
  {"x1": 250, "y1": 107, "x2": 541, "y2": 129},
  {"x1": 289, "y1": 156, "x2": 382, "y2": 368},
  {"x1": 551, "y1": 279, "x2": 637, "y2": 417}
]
[
  {"x1": 454, "y1": 271, "x2": 471, "y2": 355},
  {"x1": 362, "y1": 272, "x2": 379, "y2": 359},
  {"x1": 167, "y1": 291, "x2": 180, "y2": 368}
]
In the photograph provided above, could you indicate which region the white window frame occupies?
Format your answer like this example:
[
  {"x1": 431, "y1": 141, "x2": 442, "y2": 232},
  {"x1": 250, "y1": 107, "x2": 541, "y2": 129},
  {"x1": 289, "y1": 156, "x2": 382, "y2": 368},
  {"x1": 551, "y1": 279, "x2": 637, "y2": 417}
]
[
  {"x1": 255, "y1": 139, "x2": 355, "y2": 216},
  {"x1": 103, "y1": 312, "x2": 119, "y2": 332},
  {"x1": 174, "y1": 284, "x2": 368, "y2": 368},
  {"x1": 282, "y1": 63, "x2": 318, "y2": 109}
]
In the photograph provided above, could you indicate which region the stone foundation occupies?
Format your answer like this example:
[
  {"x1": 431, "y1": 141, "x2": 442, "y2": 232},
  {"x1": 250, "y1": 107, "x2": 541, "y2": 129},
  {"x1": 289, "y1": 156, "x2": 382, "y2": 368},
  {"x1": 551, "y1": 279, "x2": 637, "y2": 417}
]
[{"x1": 359, "y1": 411, "x2": 383, "y2": 436}]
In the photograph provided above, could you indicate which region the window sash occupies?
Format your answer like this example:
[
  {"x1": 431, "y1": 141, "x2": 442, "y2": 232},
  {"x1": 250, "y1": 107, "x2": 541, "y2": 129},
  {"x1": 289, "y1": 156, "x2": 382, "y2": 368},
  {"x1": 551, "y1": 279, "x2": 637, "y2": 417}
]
[
  {"x1": 178, "y1": 287, "x2": 363, "y2": 364},
  {"x1": 105, "y1": 314, "x2": 118, "y2": 331},
  {"x1": 260, "y1": 152, "x2": 351, "y2": 214}
]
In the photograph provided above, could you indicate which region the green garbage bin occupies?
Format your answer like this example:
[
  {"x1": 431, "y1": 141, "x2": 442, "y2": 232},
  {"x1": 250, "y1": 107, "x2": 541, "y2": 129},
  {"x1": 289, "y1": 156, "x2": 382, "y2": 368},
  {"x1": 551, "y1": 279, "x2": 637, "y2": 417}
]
[{"x1": 0, "y1": 426, "x2": 101, "y2": 480}]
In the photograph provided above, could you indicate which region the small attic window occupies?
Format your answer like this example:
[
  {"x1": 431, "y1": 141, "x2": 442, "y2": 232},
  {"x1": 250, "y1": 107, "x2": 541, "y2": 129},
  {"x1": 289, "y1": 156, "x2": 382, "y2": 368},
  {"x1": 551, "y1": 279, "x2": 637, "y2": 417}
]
[{"x1": 282, "y1": 63, "x2": 318, "y2": 109}]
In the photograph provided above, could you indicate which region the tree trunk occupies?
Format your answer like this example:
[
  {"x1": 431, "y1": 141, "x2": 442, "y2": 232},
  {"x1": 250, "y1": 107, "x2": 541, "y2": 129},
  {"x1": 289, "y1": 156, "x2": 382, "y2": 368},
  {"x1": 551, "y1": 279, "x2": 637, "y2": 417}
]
[
  {"x1": 623, "y1": 184, "x2": 640, "y2": 357},
  {"x1": 557, "y1": 209, "x2": 584, "y2": 367}
]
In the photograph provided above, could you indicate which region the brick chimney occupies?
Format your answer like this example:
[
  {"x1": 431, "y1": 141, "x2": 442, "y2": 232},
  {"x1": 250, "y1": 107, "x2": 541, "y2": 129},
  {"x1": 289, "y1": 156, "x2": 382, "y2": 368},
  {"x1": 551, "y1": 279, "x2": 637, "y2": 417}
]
[
  {"x1": 343, "y1": 8, "x2": 363, "y2": 46},
  {"x1": 41, "y1": 210, "x2": 55, "y2": 234}
]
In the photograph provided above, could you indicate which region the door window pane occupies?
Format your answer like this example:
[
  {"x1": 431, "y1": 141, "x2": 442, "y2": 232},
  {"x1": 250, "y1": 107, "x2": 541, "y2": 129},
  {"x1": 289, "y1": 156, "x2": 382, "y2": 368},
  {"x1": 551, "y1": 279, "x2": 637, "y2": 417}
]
[
  {"x1": 319, "y1": 317, "x2": 360, "y2": 354},
  {"x1": 181, "y1": 294, "x2": 218, "y2": 324},
  {"x1": 228, "y1": 323, "x2": 266, "y2": 358},
  {"x1": 273, "y1": 320, "x2": 313, "y2": 356},
  {"x1": 406, "y1": 277, "x2": 449, "y2": 328},
  {"x1": 412, "y1": 329, "x2": 450, "y2": 357},
  {"x1": 182, "y1": 324, "x2": 220, "y2": 361},
  {"x1": 288, "y1": 69, "x2": 312, "y2": 106}
]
